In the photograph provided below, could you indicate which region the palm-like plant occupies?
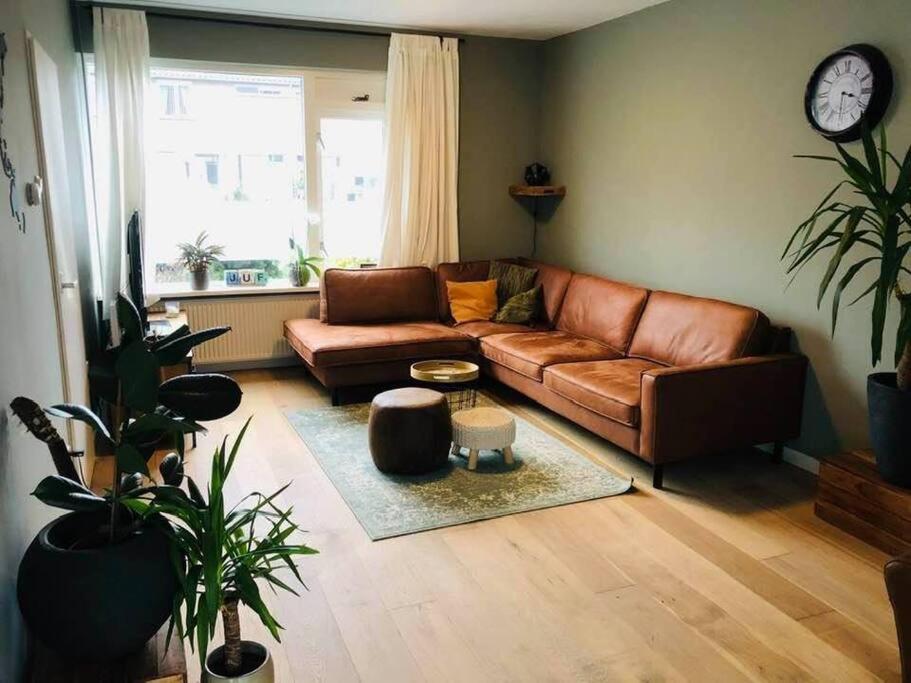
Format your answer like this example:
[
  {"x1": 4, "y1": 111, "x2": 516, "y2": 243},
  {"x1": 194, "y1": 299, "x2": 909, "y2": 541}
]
[
  {"x1": 783, "y1": 124, "x2": 911, "y2": 389},
  {"x1": 177, "y1": 231, "x2": 225, "y2": 273},
  {"x1": 288, "y1": 236, "x2": 322, "y2": 286},
  {"x1": 144, "y1": 418, "x2": 317, "y2": 677}
]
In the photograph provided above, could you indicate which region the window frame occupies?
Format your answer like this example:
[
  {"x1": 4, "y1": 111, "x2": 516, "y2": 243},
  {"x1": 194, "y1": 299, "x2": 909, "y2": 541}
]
[
  {"x1": 302, "y1": 71, "x2": 386, "y2": 260},
  {"x1": 143, "y1": 58, "x2": 386, "y2": 296}
]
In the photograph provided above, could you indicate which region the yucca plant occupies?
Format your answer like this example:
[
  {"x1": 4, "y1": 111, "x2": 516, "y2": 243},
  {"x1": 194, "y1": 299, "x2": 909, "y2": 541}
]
[
  {"x1": 783, "y1": 124, "x2": 911, "y2": 390},
  {"x1": 144, "y1": 418, "x2": 317, "y2": 678}
]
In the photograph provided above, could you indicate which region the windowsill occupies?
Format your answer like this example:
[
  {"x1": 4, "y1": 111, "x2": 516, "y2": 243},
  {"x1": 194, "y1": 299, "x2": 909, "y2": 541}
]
[{"x1": 151, "y1": 278, "x2": 319, "y2": 300}]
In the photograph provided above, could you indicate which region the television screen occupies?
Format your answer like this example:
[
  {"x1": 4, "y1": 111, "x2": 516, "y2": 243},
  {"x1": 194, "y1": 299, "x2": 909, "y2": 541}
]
[{"x1": 126, "y1": 211, "x2": 148, "y2": 333}]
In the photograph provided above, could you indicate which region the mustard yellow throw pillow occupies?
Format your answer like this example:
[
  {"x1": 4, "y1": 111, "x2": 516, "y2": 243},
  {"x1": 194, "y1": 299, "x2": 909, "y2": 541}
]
[{"x1": 446, "y1": 279, "x2": 498, "y2": 323}]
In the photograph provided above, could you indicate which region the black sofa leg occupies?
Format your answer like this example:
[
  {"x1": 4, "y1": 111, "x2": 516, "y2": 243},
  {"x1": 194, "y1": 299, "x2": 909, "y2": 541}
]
[
  {"x1": 330, "y1": 388, "x2": 340, "y2": 407},
  {"x1": 771, "y1": 441, "x2": 784, "y2": 464},
  {"x1": 652, "y1": 464, "x2": 664, "y2": 490}
]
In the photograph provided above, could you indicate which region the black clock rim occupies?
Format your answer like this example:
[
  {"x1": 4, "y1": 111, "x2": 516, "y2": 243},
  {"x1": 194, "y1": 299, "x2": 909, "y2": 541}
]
[{"x1": 803, "y1": 43, "x2": 893, "y2": 144}]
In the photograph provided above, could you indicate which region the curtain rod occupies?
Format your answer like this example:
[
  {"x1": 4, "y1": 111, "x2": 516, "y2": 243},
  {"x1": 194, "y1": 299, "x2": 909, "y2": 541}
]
[{"x1": 74, "y1": 1, "x2": 466, "y2": 42}]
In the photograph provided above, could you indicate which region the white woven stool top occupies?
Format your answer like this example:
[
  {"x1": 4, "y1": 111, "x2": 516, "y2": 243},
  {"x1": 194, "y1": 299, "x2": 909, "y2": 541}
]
[{"x1": 451, "y1": 407, "x2": 516, "y2": 450}]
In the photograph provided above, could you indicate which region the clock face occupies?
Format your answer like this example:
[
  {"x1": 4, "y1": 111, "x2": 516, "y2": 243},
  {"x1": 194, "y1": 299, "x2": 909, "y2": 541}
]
[
  {"x1": 804, "y1": 44, "x2": 893, "y2": 143},
  {"x1": 810, "y1": 55, "x2": 873, "y2": 133}
]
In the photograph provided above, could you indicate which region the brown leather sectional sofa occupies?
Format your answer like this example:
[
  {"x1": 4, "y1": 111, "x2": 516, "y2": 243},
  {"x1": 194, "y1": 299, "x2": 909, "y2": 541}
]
[{"x1": 284, "y1": 258, "x2": 807, "y2": 487}]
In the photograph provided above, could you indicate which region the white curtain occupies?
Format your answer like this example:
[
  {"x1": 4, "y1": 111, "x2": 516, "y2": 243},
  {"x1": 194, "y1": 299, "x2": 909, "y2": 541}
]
[
  {"x1": 379, "y1": 34, "x2": 459, "y2": 268},
  {"x1": 92, "y1": 7, "x2": 149, "y2": 339}
]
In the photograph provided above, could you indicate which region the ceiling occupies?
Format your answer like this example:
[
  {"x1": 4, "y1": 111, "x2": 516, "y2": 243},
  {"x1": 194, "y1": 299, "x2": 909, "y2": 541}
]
[{"x1": 112, "y1": 0, "x2": 671, "y2": 40}]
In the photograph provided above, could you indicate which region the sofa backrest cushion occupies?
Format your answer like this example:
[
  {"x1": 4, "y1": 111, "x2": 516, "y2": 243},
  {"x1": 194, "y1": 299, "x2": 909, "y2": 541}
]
[
  {"x1": 628, "y1": 290, "x2": 770, "y2": 366},
  {"x1": 516, "y1": 258, "x2": 573, "y2": 326},
  {"x1": 556, "y1": 273, "x2": 650, "y2": 354},
  {"x1": 320, "y1": 267, "x2": 438, "y2": 324},
  {"x1": 435, "y1": 261, "x2": 491, "y2": 321}
]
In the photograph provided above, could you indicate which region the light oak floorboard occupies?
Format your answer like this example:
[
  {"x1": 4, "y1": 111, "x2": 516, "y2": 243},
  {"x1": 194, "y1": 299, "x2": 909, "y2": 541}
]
[{"x1": 92, "y1": 368, "x2": 900, "y2": 681}]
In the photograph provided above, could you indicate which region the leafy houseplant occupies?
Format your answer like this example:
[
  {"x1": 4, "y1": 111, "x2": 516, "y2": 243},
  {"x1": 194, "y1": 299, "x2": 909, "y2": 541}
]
[
  {"x1": 288, "y1": 236, "x2": 322, "y2": 287},
  {"x1": 783, "y1": 123, "x2": 911, "y2": 483},
  {"x1": 178, "y1": 231, "x2": 225, "y2": 291},
  {"x1": 12, "y1": 293, "x2": 242, "y2": 659},
  {"x1": 144, "y1": 419, "x2": 317, "y2": 681}
]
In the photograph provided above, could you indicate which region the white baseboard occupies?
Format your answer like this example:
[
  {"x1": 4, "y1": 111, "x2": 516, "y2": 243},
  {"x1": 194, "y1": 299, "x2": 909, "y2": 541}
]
[{"x1": 758, "y1": 443, "x2": 819, "y2": 475}]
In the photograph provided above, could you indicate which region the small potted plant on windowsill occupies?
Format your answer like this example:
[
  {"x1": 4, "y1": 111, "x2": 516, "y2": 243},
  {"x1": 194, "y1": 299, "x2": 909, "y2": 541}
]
[
  {"x1": 146, "y1": 418, "x2": 317, "y2": 682},
  {"x1": 178, "y1": 231, "x2": 225, "y2": 291},
  {"x1": 288, "y1": 237, "x2": 322, "y2": 287}
]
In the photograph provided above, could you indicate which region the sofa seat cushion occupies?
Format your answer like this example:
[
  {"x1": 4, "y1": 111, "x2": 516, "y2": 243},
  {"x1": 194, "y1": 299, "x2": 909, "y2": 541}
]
[
  {"x1": 543, "y1": 358, "x2": 663, "y2": 427},
  {"x1": 284, "y1": 318, "x2": 474, "y2": 368},
  {"x1": 454, "y1": 320, "x2": 536, "y2": 339},
  {"x1": 480, "y1": 331, "x2": 621, "y2": 381}
]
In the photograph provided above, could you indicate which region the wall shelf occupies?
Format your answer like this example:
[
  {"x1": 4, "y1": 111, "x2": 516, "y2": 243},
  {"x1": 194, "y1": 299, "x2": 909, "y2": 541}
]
[{"x1": 508, "y1": 184, "x2": 566, "y2": 197}]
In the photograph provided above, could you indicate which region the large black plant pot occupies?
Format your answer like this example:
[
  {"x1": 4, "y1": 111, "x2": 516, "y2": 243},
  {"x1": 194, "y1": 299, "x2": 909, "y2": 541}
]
[
  {"x1": 868, "y1": 372, "x2": 911, "y2": 486},
  {"x1": 17, "y1": 510, "x2": 178, "y2": 660}
]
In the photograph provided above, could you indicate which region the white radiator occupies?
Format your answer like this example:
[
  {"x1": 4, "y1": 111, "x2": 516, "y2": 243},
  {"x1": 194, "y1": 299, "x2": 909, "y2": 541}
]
[{"x1": 185, "y1": 294, "x2": 318, "y2": 366}]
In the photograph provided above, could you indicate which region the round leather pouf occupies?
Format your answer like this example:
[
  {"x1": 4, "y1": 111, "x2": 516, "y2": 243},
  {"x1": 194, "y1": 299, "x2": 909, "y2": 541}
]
[{"x1": 368, "y1": 388, "x2": 452, "y2": 474}]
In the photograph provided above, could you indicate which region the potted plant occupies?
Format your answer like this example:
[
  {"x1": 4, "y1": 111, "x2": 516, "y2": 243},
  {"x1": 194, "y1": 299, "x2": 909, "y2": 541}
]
[
  {"x1": 288, "y1": 236, "x2": 322, "y2": 287},
  {"x1": 178, "y1": 231, "x2": 225, "y2": 290},
  {"x1": 783, "y1": 124, "x2": 911, "y2": 484},
  {"x1": 11, "y1": 294, "x2": 243, "y2": 659},
  {"x1": 145, "y1": 418, "x2": 317, "y2": 682}
]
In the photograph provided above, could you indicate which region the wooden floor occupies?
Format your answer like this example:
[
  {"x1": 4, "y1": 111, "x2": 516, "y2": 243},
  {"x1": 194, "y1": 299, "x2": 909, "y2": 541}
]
[{"x1": 95, "y1": 368, "x2": 900, "y2": 682}]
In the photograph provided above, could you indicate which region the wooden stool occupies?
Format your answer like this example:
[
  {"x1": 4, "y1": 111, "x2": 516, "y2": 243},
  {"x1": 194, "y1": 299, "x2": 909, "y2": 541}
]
[{"x1": 451, "y1": 407, "x2": 516, "y2": 471}]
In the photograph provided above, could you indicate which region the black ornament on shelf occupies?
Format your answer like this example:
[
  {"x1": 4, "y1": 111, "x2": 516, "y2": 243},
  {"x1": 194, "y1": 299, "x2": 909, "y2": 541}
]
[
  {"x1": 523, "y1": 162, "x2": 551, "y2": 187},
  {"x1": 0, "y1": 32, "x2": 26, "y2": 233}
]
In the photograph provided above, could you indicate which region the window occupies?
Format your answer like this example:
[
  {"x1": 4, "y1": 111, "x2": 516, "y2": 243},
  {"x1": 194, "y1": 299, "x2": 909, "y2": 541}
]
[
  {"x1": 159, "y1": 82, "x2": 190, "y2": 118},
  {"x1": 145, "y1": 68, "x2": 307, "y2": 289},
  {"x1": 304, "y1": 73, "x2": 386, "y2": 270},
  {"x1": 317, "y1": 118, "x2": 384, "y2": 264},
  {"x1": 83, "y1": 60, "x2": 386, "y2": 292}
]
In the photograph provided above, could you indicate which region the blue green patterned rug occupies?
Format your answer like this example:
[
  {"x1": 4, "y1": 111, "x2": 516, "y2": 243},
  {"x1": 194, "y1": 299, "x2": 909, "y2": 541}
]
[{"x1": 283, "y1": 395, "x2": 632, "y2": 540}]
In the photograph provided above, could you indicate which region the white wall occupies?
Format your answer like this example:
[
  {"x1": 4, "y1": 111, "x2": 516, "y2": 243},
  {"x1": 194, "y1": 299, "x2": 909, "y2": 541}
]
[{"x1": 0, "y1": 1, "x2": 92, "y2": 678}]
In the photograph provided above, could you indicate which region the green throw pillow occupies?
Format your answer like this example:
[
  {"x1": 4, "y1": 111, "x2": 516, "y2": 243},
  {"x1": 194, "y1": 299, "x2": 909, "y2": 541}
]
[
  {"x1": 494, "y1": 285, "x2": 541, "y2": 324},
  {"x1": 488, "y1": 260, "x2": 537, "y2": 307}
]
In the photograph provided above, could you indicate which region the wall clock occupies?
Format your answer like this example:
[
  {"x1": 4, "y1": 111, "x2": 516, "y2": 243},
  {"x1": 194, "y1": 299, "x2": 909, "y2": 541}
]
[{"x1": 804, "y1": 43, "x2": 893, "y2": 143}]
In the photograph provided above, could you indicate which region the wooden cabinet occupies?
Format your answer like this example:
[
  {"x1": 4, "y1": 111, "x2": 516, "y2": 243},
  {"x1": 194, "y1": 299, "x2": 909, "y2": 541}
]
[
  {"x1": 816, "y1": 449, "x2": 911, "y2": 555},
  {"x1": 28, "y1": 623, "x2": 186, "y2": 682}
]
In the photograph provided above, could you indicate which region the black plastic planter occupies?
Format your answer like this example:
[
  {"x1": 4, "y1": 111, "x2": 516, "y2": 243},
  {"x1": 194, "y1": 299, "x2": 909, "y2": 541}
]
[
  {"x1": 17, "y1": 510, "x2": 178, "y2": 660},
  {"x1": 868, "y1": 372, "x2": 911, "y2": 487}
]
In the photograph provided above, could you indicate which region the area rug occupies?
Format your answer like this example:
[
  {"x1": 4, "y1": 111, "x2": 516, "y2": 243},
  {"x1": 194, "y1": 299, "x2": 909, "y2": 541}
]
[{"x1": 283, "y1": 395, "x2": 632, "y2": 540}]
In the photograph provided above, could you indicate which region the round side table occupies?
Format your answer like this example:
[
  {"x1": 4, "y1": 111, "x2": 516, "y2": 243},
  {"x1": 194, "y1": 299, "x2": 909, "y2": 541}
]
[
  {"x1": 451, "y1": 407, "x2": 517, "y2": 471},
  {"x1": 410, "y1": 360, "x2": 479, "y2": 413}
]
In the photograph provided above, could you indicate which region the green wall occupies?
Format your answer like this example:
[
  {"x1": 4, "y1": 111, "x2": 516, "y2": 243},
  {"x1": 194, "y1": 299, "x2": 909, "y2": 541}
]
[
  {"x1": 0, "y1": 1, "x2": 92, "y2": 678},
  {"x1": 144, "y1": 15, "x2": 542, "y2": 261},
  {"x1": 539, "y1": 0, "x2": 911, "y2": 455}
]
